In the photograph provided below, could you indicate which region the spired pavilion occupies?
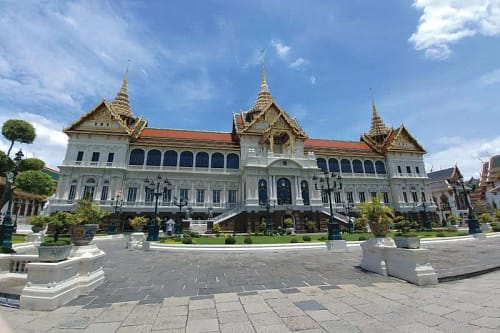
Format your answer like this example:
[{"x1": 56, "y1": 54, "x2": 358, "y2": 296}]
[{"x1": 46, "y1": 64, "x2": 436, "y2": 232}]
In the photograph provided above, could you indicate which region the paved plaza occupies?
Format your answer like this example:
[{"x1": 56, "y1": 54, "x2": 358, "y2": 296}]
[{"x1": 1, "y1": 235, "x2": 500, "y2": 332}]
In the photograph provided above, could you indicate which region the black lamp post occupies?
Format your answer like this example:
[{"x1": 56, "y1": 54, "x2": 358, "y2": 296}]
[
  {"x1": 109, "y1": 195, "x2": 124, "y2": 234},
  {"x1": 421, "y1": 200, "x2": 431, "y2": 230},
  {"x1": 448, "y1": 177, "x2": 481, "y2": 234},
  {"x1": 1, "y1": 149, "x2": 24, "y2": 250},
  {"x1": 173, "y1": 196, "x2": 188, "y2": 235},
  {"x1": 260, "y1": 199, "x2": 272, "y2": 233},
  {"x1": 343, "y1": 201, "x2": 354, "y2": 233},
  {"x1": 208, "y1": 206, "x2": 213, "y2": 220},
  {"x1": 144, "y1": 175, "x2": 171, "y2": 241},
  {"x1": 313, "y1": 171, "x2": 342, "y2": 241}
]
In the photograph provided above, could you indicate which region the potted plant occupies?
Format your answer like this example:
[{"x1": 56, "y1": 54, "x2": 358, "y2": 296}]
[
  {"x1": 37, "y1": 211, "x2": 74, "y2": 262},
  {"x1": 129, "y1": 216, "x2": 148, "y2": 232},
  {"x1": 305, "y1": 220, "x2": 316, "y2": 233},
  {"x1": 359, "y1": 194, "x2": 394, "y2": 237},
  {"x1": 393, "y1": 232, "x2": 420, "y2": 249},
  {"x1": 478, "y1": 213, "x2": 493, "y2": 232},
  {"x1": 28, "y1": 215, "x2": 49, "y2": 233},
  {"x1": 70, "y1": 197, "x2": 109, "y2": 246}
]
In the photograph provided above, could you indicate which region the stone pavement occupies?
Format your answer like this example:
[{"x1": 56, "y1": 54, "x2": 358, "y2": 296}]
[{"x1": 2, "y1": 269, "x2": 500, "y2": 332}]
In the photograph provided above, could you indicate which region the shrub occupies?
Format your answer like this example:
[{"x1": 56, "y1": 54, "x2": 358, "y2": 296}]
[
  {"x1": 182, "y1": 237, "x2": 193, "y2": 244},
  {"x1": 40, "y1": 239, "x2": 71, "y2": 246},
  {"x1": 225, "y1": 236, "x2": 236, "y2": 244},
  {"x1": 354, "y1": 217, "x2": 368, "y2": 232},
  {"x1": 436, "y1": 232, "x2": 446, "y2": 237},
  {"x1": 410, "y1": 221, "x2": 420, "y2": 230},
  {"x1": 358, "y1": 236, "x2": 368, "y2": 241},
  {"x1": 457, "y1": 232, "x2": 468, "y2": 236},
  {"x1": 302, "y1": 235, "x2": 311, "y2": 241},
  {"x1": 478, "y1": 213, "x2": 494, "y2": 224},
  {"x1": 318, "y1": 236, "x2": 327, "y2": 241},
  {"x1": 305, "y1": 221, "x2": 316, "y2": 233},
  {"x1": 286, "y1": 229, "x2": 293, "y2": 235},
  {"x1": 493, "y1": 226, "x2": 500, "y2": 232},
  {"x1": 394, "y1": 219, "x2": 411, "y2": 232},
  {"x1": 290, "y1": 238, "x2": 298, "y2": 243},
  {"x1": 260, "y1": 222, "x2": 267, "y2": 233},
  {"x1": 243, "y1": 237, "x2": 253, "y2": 244},
  {"x1": 212, "y1": 224, "x2": 221, "y2": 234},
  {"x1": 190, "y1": 232, "x2": 200, "y2": 238}
]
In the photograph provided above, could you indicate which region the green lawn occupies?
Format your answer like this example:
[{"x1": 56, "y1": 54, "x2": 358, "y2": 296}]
[
  {"x1": 12, "y1": 234, "x2": 27, "y2": 244},
  {"x1": 159, "y1": 230, "x2": 470, "y2": 245}
]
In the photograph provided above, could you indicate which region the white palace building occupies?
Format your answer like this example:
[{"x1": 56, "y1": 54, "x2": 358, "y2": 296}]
[{"x1": 46, "y1": 65, "x2": 436, "y2": 232}]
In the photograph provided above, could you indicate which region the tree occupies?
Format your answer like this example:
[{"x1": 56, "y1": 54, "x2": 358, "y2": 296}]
[
  {"x1": 14, "y1": 170, "x2": 54, "y2": 197},
  {"x1": 18, "y1": 158, "x2": 45, "y2": 172},
  {"x1": 478, "y1": 213, "x2": 494, "y2": 224},
  {"x1": 73, "y1": 197, "x2": 109, "y2": 225},
  {"x1": 359, "y1": 194, "x2": 394, "y2": 236},
  {"x1": 2, "y1": 119, "x2": 36, "y2": 156}
]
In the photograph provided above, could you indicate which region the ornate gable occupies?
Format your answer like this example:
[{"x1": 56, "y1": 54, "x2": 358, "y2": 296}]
[{"x1": 385, "y1": 126, "x2": 426, "y2": 153}]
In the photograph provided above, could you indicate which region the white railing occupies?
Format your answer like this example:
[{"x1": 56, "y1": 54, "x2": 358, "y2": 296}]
[
  {"x1": 212, "y1": 204, "x2": 243, "y2": 224},
  {"x1": 320, "y1": 209, "x2": 353, "y2": 225},
  {"x1": 0, "y1": 254, "x2": 39, "y2": 274}
]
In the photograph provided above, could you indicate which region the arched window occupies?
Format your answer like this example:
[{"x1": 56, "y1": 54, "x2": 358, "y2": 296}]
[
  {"x1": 195, "y1": 152, "x2": 209, "y2": 167},
  {"x1": 227, "y1": 153, "x2": 239, "y2": 169},
  {"x1": 129, "y1": 149, "x2": 145, "y2": 165},
  {"x1": 301, "y1": 180, "x2": 310, "y2": 205},
  {"x1": 277, "y1": 178, "x2": 292, "y2": 205},
  {"x1": 364, "y1": 160, "x2": 375, "y2": 174},
  {"x1": 353, "y1": 159, "x2": 363, "y2": 173},
  {"x1": 163, "y1": 150, "x2": 178, "y2": 166},
  {"x1": 179, "y1": 151, "x2": 193, "y2": 167},
  {"x1": 317, "y1": 158, "x2": 327, "y2": 172},
  {"x1": 211, "y1": 153, "x2": 224, "y2": 168},
  {"x1": 375, "y1": 161, "x2": 386, "y2": 174},
  {"x1": 341, "y1": 159, "x2": 352, "y2": 173},
  {"x1": 146, "y1": 149, "x2": 161, "y2": 166},
  {"x1": 258, "y1": 179, "x2": 268, "y2": 205},
  {"x1": 328, "y1": 158, "x2": 340, "y2": 173}
]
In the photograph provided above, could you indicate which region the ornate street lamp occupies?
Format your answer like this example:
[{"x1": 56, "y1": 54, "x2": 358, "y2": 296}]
[
  {"x1": 447, "y1": 177, "x2": 481, "y2": 234},
  {"x1": 144, "y1": 175, "x2": 171, "y2": 241},
  {"x1": 343, "y1": 201, "x2": 354, "y2": 233},
  {"x1": 1, "y1": 149, "x2": 24, "y2": 251},
  {"x1": 173, "y1": 196, "x2": 188, "y2": 235},
  {"x1": 207, "y1": 206, "x2": 213, "y2": 220},
  {"x1": 109, "y1": 194, "x2": 124, "y2": 234},
  {"x1": 313, "y1": 170, "x2": 342, "y2": 241},
  {"x1": 421, "y1": 200, "x2": 431, "y2": 230}
]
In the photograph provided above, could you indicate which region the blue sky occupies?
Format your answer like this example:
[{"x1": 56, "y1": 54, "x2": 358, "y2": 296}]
[{"x1": 0, "y1": 0, "x2": 499, "y2": 178}]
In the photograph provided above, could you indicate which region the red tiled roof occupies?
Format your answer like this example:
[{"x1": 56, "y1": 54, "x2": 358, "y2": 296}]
[
  {"x1": 304, "y1": 139, "x2": 371, "y2": 150},
  {"x1": 141, "y1": 128, "x2": 233, "y2": 142}
]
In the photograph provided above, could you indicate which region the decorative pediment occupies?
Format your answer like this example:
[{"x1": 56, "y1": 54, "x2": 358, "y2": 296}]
[{"x1": 385, "y1": 126, "x2": 426, "y2": 153}]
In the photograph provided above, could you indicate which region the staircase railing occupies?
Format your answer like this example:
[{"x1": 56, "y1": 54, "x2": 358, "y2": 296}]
[{"x1": 212, "y1": 204, "x2": 243, "y2": 225}]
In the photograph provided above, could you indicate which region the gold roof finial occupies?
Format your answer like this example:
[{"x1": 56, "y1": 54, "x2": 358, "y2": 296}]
[
  {"x1": 368, "y1": 93, "x2": 389, "y2": 137},
  {"x1": 253, "y1": 49, "x2": 273, "y2": 110},
  {"x1": 111, "y1": 59, "x2": 134, "y2": 119}
]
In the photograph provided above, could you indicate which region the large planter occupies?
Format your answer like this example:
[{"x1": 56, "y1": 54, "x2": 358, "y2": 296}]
[
  {"x1": 369, "y1": 222, "x2": 389, "y2": 237},
  {"x1": 31, "y1": 225, "x2": 44, "y2": 233},
  {"x1": 393, "y1": 236, "x2": 420, "y2": 249},
  {"x1": 38, "y1": 245, "x2": 72, "y2": 262},
  {"x1": 69, "y1": 224, "x2": 99, "y2": 246}
]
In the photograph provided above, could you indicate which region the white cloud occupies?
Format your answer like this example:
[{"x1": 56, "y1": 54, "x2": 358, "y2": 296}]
[
  {"x1": 425, "y1": 136, "x2": 500, "y2": 178},
  {"x1": 409, "y1": 0, "x2": 500, "y2": 60},
  {"x1": 434, "y1": 136, "x2": 466, "y2": 145},
  {"x1": 479, "y1": 68, "x2": 500, "y2": 85},
  {"x1": 310, "y1": 76, "x2": 316, "y2": 85},
  {"x1": 289, "y1": 57, "x2": 309, "y2": 70},
  {"x1": 271, "y1": 39, "x2": 291, "y2": 59}
]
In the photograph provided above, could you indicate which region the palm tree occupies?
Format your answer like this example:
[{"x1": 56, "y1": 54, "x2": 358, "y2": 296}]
[{"x1": 359, "y1": 194, "x2": 394, "y2": 237}]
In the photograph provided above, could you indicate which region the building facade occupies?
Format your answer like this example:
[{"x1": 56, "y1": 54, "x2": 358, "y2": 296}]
[
  {"x1": 46, "y1": 66, "x2": 436, "y2": 232},
  {"x1": 472, "y1": 155, "x2": 500, "y2": 211}
]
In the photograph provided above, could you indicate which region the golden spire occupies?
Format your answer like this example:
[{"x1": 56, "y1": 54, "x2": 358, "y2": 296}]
[
  {"x1": 253, "y1": 49, "x2": 273, "y2": 110},
  {"x1": 111, "y1": 60, "x2": 134, "y2": 119},
  {"x1": 368, "y1": 96, "x2": 389, "y2": 137}
]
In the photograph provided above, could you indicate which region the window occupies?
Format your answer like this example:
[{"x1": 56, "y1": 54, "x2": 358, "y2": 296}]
[
  {"x1": 359, "y1": 192, "x2": 366, "y2": 203},
  {"x1": 228, "y1": 190, "x2": 237, "y2": 204},
  {"x1": 212, "y1": 190, "x2": 221, "y2": 203},
  {"x1": 107, "y1": 153, "x2": 114, "y2": 163},
  {"x1": 68, "y1": 185, "x2": 77, "y2": 201},
  {"x1": 211, "y1": 153, "x2": 224, "y2": 168},
  {"x1": 146, "y1": 149, "x2": 161, "y2": 166},
  {"x1": 277, "y1": 178, "x2": 292, "y2": 205},
  {"x1": 397, "y1": 166, "x2": 402, "y2": 173},
  {"x1": 412, "y1": 191, "x2": 418, "y2": 202},
  {"x1": 163, "y1": 188, "x2": 172, "y2": 203},
  {"x1": 180, "y1": 189, "x2": 189, "y2": 201},
  {"x1": 301, "y1": 180, "x2": 310, "y2": 205},
  {"x1": 316, "y1": 158, "x2": 327, "y2": 172},
  {"x1": 328, "y1": 158, "x2": 340, "y2": 173},
  {"x1": 415, "y1": 166, "x2": 420, "y2": 174},
  {"x1": 91, "y1": 152, "x2": 100, "y2": 162},
  {"x1": 76, "y1": 151, "x2": 84, "y2": 161},
  {"x1": 364, "y1": 160, "x2": 375, "y2": 174},
  {"x1": 129, "y1": 149, "x2": 145, "y2": 165},
  {"x1": 341, "y1": 159, "x2": 352, "y2": 173},
  {"x1": 163, "y1": 150, "x2": 178, "y2": 166},
  {"x1": 406, "y1": 166, "x2": 412, "y2": 174},
  {"x1": 196, "y1": 189, "x2": 205, "y2": 203},
  {"x1": 346, "y1": 192, "x2": 354, "y2": 203},
  {"x1": 227, "y1": 153, "x2": 239, "y2": 169},
  {"x1": 195, "y1": 152, "x2": 209, "y2": 168},
  {"x1": 101, "y1": 186, "x2": 109, "y2": 201},
  {"x1": 127, "y1": 187, "x2": 137, "y2": 202},
  {"x1": 83, "y1": 186, "x2": 95, "y2": 199},
  {"x1": 179, "y1": 151, "x2": 193, "y2": 167},
  {"x1": 421, "y1": 192, "x2": 426, "y2": 202},
  {"x1": 375, "y1": 161, "x2": 386, "y2": 174},
  {"x1": 353, "y1": 159, "x2": 363, "y2": 173},
  {"x1": 145, "y1": 188, "x2": 154, "y2": 203},
  {"x1": 403, "y1": 192, "x2": 408, "y2": 203},
  {"x1": 383, "y1": 192, "x2": 389, "y2": 203},
  {"x1": 371, "y1": 192, "x2": 377, "y2": 200},
  {"x1": 334, "y1": 192, "x2": 341, "y2": 204},
  {"x1": 258, "y1": 179, "x2": 268, "y2": 205}
]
